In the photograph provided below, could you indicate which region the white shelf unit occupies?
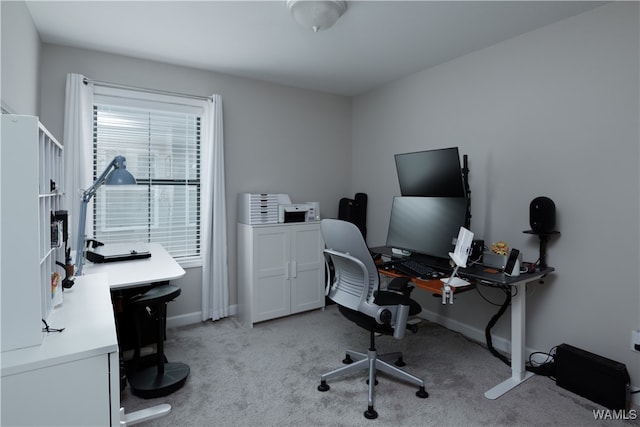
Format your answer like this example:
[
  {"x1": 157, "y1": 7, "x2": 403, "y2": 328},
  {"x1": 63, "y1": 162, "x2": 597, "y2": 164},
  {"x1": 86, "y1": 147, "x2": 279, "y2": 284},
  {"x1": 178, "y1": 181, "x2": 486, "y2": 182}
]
[
  {"x1": 237, "y1": 222, "x2": 325, "y2": 327},
  {"x1": 1, "y1": 115, "x2": 64, "y2": 352}
]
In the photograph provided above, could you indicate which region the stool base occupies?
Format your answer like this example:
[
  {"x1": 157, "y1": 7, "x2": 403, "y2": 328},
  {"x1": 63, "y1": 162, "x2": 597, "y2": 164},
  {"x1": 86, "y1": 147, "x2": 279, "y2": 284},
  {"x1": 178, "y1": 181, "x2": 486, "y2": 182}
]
[{"x1": 129, "y1": 362, "x2": 190, "y2": 399}]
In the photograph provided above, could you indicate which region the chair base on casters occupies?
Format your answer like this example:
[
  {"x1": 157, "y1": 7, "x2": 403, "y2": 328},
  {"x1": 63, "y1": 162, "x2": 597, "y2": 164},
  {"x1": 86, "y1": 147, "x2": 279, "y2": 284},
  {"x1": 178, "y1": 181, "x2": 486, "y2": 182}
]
[
  {"x1": 318, "y1": 332, "x2": 428, "y2": 419},
  {"x1": 129, "y1": 362, "x2": 190, "y2": 399}
]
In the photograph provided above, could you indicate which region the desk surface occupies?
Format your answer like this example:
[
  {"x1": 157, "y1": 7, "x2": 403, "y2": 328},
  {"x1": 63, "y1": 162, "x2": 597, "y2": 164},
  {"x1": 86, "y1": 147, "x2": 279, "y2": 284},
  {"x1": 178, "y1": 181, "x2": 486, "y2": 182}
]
[
  {"x1": 460, "y1": 264, "x2": 554, "y2": 285},
  {"x1": 1, "y1": 273, "x2": 118, "y2": 376},
  {"x1": 378, "y1": 268, "x2": 460, "y2": 294},
  {"x1": 379, "y1": 262, "x2": 553, "y2": 294},
  {"x1": 83, "y1": 243, "x2": 185, "y2": 290}
]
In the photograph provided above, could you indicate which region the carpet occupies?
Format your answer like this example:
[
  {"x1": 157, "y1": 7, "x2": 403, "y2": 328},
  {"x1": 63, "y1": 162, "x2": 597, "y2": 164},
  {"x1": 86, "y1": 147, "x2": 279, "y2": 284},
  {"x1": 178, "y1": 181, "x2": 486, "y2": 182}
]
[{"x1": 120, "y1": 305, "x2": 639, "y2": 426}]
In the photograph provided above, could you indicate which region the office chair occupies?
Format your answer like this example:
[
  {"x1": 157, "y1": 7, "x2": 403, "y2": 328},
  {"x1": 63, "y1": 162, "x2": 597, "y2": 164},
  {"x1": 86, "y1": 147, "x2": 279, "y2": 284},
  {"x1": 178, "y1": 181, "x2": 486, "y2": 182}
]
[{"x1": 318, "y1": 219, "x2": 428, "y2": 419}]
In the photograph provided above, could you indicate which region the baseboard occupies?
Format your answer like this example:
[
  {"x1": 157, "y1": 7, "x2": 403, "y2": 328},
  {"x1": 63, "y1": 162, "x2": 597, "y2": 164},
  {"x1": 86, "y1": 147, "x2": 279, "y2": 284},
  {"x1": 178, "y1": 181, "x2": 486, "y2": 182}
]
[
  {"x1": 417, "y1": 307, "x2": 511, "y2": 355},
  {"x1": 166, "y1": 304, "x2": 238, "y2": 329},
  {"x1": 167, "y1": 312, "x2": 202, "y2": 328}
]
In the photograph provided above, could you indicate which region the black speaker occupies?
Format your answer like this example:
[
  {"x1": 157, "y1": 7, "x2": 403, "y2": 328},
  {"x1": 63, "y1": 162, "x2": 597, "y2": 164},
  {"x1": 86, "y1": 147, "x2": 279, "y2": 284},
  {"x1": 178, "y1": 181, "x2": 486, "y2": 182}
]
[{"x1": 529, "y1": 197, "x2": 556, "y2": 233}]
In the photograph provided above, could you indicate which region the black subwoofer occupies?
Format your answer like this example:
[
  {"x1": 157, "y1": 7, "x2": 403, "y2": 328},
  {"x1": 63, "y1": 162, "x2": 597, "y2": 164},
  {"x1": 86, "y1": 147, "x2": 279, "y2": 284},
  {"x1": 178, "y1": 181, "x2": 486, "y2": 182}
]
[
  {"x1": 555, "y1": 343, "x2": 630, "y2": 410},
  {"x1": 529, "y1": 196, "x2": 556, "y2": 233}
]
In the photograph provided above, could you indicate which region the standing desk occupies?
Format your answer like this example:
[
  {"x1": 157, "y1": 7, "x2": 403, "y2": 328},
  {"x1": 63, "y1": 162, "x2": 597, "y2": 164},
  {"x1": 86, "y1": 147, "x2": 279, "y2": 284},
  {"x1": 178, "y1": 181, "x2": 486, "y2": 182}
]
[
  {"x1": 84, "y1": 242, "x2": 186, "y2": 425},
  {"x1": 460, "y1": 265, "x2": 554, "y2": 399},
  {"x1": 378, "y1": 260, "x2": 553, "y2": 399}
]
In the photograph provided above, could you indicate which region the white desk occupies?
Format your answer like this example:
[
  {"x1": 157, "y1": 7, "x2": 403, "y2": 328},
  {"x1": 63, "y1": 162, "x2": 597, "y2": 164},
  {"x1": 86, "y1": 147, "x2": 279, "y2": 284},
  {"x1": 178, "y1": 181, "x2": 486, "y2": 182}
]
[
  {"x1": 460, "y1": 266, "x2": 554, "y2": 399},
  {"x1": 1, "y1": 273, "x2": 121, "y2": 426},
  {"x1": 84, "y1": 243, "x2": 185, "y2": 290},
  {"x1": 83, "y1": 243, "x2": 186, "y2": 425}
]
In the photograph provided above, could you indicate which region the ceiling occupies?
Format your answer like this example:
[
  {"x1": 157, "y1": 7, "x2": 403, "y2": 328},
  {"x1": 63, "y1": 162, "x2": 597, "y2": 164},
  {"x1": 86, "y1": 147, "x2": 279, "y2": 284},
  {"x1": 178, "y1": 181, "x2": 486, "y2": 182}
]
[{"x1": 25, "y1": 1, "x2": 606, "y2": 96}]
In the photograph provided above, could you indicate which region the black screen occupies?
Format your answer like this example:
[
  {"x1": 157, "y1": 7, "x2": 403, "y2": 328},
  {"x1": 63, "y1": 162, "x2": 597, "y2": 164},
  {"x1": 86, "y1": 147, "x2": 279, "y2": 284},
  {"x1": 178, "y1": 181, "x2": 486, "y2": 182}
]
[
  {"x1": 394, "y1": 147, "x2": 465, "y2": 197},
  {"x1": 386, "y1": 196, "x2": 468, "y2": 260}
]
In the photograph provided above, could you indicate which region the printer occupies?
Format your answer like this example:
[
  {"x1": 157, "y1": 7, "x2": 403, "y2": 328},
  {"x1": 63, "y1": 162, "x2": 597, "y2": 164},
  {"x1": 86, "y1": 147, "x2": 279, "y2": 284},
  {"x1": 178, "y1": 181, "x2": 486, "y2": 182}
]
[{"x1": 278, "y1": 202, "x2": 319, "y2": 223}]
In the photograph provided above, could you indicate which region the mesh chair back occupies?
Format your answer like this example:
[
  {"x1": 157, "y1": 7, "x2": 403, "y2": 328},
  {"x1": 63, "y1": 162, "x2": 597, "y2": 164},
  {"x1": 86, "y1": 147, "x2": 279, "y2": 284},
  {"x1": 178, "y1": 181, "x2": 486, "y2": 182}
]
[{"x1": 321, "y1": 219, "x2": 378, "y2": 312}]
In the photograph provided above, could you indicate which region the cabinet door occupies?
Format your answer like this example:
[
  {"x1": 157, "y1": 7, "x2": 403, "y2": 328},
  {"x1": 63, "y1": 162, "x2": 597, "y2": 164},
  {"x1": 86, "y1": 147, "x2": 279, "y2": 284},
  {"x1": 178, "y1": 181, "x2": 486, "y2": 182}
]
[
  {"x1": 1, "y1": 354, "x2": 112, "y2": 426},
  {"x1": 252, "y1": 226, "x2": 291, "y2": 323},
  {"x1": 290, "y1": 224, "x2": 324, "y2": 314}
]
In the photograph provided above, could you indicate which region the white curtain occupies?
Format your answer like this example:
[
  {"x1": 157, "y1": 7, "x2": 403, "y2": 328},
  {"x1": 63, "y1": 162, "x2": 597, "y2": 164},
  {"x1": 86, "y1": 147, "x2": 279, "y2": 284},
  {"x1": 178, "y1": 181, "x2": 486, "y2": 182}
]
[
  {"x1": 63, "y1": 74, "x2": 229, "y2": 320},
  {"x1": 201, "y1": 94, "x2": 229, "y2": 321},
  {"x1": 63, "y1": 73, "x2": 94, "y2": 253}
]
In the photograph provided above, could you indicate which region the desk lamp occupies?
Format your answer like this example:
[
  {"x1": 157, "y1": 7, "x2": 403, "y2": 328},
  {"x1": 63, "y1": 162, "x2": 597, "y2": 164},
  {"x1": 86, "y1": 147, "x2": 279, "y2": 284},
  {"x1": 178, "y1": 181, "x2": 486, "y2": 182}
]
[{"x1": 75, "y1": 155, "x2": 136, "y2": 276}]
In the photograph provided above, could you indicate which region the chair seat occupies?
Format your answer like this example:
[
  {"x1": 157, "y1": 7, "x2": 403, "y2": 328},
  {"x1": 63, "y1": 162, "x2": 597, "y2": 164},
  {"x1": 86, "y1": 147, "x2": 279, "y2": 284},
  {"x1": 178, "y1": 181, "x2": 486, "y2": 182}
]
[
  {"x1": 130, "y1": 283, "x2": 181, "y2": 306},
  {"x1": 338, "y1": 296, "x2": 421, "y2": 335}
]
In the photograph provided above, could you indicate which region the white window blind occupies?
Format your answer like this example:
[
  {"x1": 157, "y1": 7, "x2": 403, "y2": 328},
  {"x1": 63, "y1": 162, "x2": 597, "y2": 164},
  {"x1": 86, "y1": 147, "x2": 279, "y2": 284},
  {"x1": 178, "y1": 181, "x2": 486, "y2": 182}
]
[{"x1": 92, "y1": 102, "x2": 201, "y2": 262}]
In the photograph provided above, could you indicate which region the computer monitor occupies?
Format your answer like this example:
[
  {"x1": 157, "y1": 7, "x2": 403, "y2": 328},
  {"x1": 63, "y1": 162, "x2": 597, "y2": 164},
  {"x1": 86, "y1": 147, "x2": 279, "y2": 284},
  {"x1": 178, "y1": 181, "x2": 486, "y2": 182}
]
[
  {"x1": 394, "y1": 147, "x2": 465, "y2": 197},
  {"x1": 386, "y1": 196, "x2": 468, "y2": 261}
]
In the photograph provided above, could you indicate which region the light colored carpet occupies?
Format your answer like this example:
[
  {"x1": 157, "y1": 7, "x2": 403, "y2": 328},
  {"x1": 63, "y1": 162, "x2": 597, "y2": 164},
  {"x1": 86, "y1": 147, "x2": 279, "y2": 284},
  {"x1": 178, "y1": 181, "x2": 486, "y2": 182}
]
[{"x1": 121, "y1": 305, "x2": 638, "y2": 426}]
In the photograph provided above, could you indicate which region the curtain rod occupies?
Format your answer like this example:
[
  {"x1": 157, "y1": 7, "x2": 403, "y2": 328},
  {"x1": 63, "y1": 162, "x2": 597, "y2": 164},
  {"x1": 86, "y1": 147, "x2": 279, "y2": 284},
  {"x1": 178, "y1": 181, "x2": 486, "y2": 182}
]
[{"x1": 83, "y1": 77, "x2": 212, "y2": 102}]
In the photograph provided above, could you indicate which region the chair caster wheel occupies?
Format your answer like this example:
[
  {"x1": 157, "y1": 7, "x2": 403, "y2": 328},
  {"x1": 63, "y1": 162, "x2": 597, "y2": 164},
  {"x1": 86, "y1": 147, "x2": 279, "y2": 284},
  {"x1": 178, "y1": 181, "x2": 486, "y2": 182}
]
[
  {"x1": 364, "y1": 406, "x2": 378, "y2": 419},
  {"x1": 416, "y1": 386, "x2": 429, "y2": 398},
  {"x1": 318, "y1": 380, "x2": 330, "y2": 392},
  {"x1": 394, "y1": 357, "x2": 406, "y2": 367},
  {"x1": 343, "y1": 354, "x2": 353, "y2": 364}
]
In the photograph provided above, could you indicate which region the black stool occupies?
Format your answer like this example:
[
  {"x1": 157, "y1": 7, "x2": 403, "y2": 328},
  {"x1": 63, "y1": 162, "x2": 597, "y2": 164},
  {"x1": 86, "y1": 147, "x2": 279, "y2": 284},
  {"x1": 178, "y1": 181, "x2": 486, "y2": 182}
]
[{"x1": 127, "y1": 284, "x2": 190, "y2": 398}]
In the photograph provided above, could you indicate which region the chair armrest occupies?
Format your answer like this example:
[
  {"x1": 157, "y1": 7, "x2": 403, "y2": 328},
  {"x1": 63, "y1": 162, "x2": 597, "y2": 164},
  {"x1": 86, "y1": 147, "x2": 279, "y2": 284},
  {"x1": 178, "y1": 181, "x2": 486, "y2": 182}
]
[{"x1": 387, "y1": 276, "x2": 414, "y2": 301}]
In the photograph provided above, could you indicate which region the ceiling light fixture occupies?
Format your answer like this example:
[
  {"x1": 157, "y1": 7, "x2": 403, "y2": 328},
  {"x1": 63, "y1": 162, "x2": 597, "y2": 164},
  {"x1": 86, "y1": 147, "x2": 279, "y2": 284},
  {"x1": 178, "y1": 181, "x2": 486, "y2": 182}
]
[{"x1": 287, "y1": 0, "x2": 347, "y2": 32}]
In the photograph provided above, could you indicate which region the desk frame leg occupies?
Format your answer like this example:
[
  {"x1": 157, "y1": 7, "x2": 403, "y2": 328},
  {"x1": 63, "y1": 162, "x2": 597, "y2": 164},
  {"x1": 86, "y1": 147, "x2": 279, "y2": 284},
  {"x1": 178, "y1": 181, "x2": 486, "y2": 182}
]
[
  {"x1": 120, "y1": 404, "x2": 171, "y2": 426},
  {"x1": 485, "y1": 281, "x2": 534, "y2": 399}
]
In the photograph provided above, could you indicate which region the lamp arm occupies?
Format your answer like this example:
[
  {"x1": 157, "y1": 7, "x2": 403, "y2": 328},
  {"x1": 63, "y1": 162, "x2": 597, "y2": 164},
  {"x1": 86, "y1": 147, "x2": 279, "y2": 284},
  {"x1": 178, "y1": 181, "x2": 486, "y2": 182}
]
[
  {"x1": 74, "y1": 156, "x2": 119, "y2": 276},
  {"x1": 82, "y1": 156, "x2": 118, "y2": 202}
]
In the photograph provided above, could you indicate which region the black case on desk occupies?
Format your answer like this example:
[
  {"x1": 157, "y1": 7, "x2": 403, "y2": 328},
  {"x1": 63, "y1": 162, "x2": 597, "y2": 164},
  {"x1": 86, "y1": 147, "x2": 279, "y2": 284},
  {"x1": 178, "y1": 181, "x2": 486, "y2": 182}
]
[
  {"x1": 555, "y1": 343, "x2": 631, "y2": 410},
  {"x1": 86, "y1": 249, "x2": 151, "y2": 263}
]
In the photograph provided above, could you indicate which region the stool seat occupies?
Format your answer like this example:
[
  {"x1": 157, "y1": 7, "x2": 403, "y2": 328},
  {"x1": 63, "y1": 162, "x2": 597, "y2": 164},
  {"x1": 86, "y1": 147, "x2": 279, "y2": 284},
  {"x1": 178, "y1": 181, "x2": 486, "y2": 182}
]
[
  {"x1": 130, "y1": 284, "x2": 181, "y2": 306},
  {"x1": 128, "y1": 283, "x2": 189, "y2": 399}
]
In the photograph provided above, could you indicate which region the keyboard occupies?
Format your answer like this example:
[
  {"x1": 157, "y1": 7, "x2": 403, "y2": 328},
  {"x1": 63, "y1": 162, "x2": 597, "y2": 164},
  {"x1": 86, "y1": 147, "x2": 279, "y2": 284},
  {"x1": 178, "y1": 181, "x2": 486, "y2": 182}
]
[{"x1": 394, "y1": 259, "x2": 436, "y2": 278}]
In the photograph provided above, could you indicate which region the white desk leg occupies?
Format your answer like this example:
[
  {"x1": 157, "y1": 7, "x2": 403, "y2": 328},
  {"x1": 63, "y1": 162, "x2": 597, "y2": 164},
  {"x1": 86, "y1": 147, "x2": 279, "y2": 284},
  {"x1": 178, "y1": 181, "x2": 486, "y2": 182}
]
[
  {"x1": 485, "y1": 280, "x2": 534, "y2": 399},
  {"x1": 121, "y1": 404, "x2": 172, "y2": 426}
]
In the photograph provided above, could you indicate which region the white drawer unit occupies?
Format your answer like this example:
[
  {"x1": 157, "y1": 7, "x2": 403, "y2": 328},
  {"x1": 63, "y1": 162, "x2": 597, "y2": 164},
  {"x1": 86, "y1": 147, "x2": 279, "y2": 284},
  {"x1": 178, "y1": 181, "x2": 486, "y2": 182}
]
[{"x1": 237, "y1": 193, "x2": 281, "y2": 224}]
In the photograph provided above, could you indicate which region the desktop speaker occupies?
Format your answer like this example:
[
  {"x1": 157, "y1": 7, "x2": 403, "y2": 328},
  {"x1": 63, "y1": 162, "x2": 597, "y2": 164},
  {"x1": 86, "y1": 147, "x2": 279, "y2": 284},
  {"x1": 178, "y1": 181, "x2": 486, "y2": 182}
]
[
  {"x1": 529, "y1": 197, "x2": 556, "y2": 233},
  {"x1": 555, "y1": 343, "x2": 631, "y2": 410}
]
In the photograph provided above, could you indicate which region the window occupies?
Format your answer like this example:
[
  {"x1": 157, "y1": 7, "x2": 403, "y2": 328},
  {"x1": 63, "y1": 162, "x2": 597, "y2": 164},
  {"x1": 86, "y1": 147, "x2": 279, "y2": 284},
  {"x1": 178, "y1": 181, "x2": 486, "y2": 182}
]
[{"x1": 92, "y1": 90, "x2": 204, "y2": 264}]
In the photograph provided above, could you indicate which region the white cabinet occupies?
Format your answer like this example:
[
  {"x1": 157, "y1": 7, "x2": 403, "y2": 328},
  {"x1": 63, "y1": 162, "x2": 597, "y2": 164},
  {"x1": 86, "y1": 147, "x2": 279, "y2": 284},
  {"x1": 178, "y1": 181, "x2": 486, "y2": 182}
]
[
  {"x1": 238, "y1": 222, "x2": 324, "y2": 327},
  {"x1": 1, "y1": 273, "x2": 120, "y2": 426},
  {"x1": 1, "y1": 115, "x2": 64, "y2": 352}
]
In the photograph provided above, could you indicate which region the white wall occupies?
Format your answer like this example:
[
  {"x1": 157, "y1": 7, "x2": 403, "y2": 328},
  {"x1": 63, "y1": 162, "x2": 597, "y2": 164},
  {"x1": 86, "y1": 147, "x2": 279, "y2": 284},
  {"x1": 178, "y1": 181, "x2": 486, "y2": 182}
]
[
  {"x1": 352, "y1": 2, "x2": 639, "y2": 391},
  {"x1": 0, "y1": 0, "x2": 41, "y2": 115},
  {"x1": 38, "y1": 44, "x2": 352, "y2": 320}
]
